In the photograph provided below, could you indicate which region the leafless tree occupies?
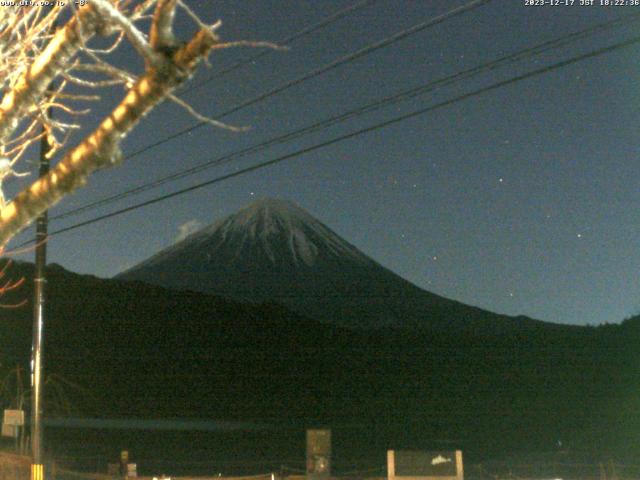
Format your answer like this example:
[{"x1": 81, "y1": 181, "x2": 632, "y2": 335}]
[{"x1": 0, "y1": 0, "x2": 268, "y2": 247}]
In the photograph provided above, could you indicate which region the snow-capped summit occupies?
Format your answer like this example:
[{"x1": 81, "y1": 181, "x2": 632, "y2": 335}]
[
  {"x1": 127, "y1": 198, "x2": 372, "y2": 272},
  {"x1": 209, "y1": 197, "x2": 372, "y2": 267},
  {"x1": 118, "y1": 198, "x2": 533, "y2": 330}
]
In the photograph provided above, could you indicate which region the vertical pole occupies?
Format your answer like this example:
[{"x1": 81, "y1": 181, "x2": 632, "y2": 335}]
[
  {"x1": 455, "y1": 450, "x2": 464, "y2": 480},
  {"x1": 15, "y1": 366, "x2": 20, "y2": 453},
  {"x1": 31, "y1": 101, "x2": 51, "y2": 480},
  {"x1": 387, "y1": 450, "x2": 395, "y2": 480}
]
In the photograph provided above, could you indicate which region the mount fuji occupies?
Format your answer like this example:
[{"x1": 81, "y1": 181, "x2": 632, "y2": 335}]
[{"x1": 118, "y1": 198, "x2": 541, "y2": 331}]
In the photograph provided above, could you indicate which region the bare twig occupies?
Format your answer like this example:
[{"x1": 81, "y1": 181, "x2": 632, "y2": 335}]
[
  {"x1": 168, "y1": 93, "x2": 249, "y2": 132},
  {"x1": 90, "y1": 0, "x2": 160, "y2": 66},
  {"x1": 0, "y1": 2, "x2": 272, "y2": 247}
]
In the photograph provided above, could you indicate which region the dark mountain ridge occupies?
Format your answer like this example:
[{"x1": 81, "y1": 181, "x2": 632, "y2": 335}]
[
  {"x1": 0, "y1": 260, "x2": 635, "y2": 466},
  {"x1": 0, "y1": 200, "x2": 635, "y2": 468}
]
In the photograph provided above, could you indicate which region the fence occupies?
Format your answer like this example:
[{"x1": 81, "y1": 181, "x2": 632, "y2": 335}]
[{"x1": 2, "y1": 452, "x2": 640, "y2": 480}]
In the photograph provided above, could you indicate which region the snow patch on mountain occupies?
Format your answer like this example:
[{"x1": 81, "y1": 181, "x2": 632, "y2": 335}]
[
  {"x1": 122, "y1": 198, "x2": 374, "y2": 274},
  {"x1": 117, "y1": 197, "x2": 547, "y2": 331},
  {"x1": 203, "y1": 198, "x2": 370, "y2": 267}
]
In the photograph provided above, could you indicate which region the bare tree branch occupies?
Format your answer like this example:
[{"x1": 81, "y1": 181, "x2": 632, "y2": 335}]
[
  {"x1": 90, "y1": 0, "x2": 160, "y2": 66},
  {"x1": 0, "y1": 4, "x2": 101, "y2": 145},
  {"x1": 0, "y1": 16, "x2": 220, "y2": 246},
  {"x1": 167, "y1": 93, "x2": 248, "y2": 132},
  {"x1": 0, "y1": 1, "x2": 276, "y2": 248}
]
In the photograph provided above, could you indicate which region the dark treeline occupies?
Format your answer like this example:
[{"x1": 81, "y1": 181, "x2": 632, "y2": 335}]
[{"x1": 0, "y1": 261, "x2": 636, "y2": 470}]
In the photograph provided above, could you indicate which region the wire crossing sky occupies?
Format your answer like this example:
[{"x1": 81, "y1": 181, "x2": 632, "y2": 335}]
[
  {"x1": 26, "y1": 32, "x2": 640, "y2": 242},
  {"x1": 120, "y1": 0, "x2": 494, "y2": 162},
  {"x1": 50, "y1": 12, "x2": 640, "y2": 222},
  {"x1": 7, "y1": 0, "x2": 640, "y2": 326}
]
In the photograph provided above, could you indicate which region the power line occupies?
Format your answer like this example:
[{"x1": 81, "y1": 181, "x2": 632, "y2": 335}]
[
  {"x1": 120, "y1": 0, "x2": 493, "y2": 161},
  {"x1": 24, "y1": 34, "x2": 640, "y2": 245},
  {"x1": 180, "y1": 0, "x2": 379, "y2": 94},
  {"x1": 51, "y1": 12, "x2": 640, "y2": 221}
]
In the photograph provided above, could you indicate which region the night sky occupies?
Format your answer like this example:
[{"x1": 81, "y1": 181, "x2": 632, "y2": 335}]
[{"x1": 6, "y1": 0, "x2": 640, "y2": 326}]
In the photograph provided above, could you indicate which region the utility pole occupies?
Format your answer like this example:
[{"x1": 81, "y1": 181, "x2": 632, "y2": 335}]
[{"x1": 31, "y1": 103, "x2": 51, "y2": 480}]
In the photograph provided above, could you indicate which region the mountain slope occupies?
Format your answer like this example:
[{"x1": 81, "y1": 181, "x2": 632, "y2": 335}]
[
  {"x1": 0, "y1": 261, "x2": 635, "y2": 466},
  {"x1": 118, "y1": 198, "x2": 544, "y2": 331}
]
